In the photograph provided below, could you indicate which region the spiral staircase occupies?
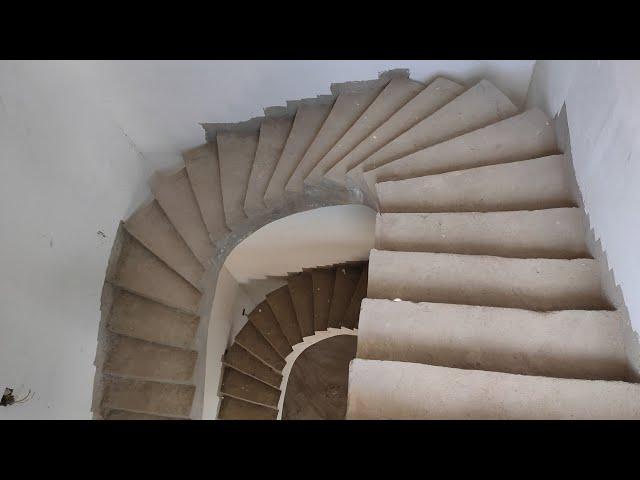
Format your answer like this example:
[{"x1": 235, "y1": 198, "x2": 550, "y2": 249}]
[{"x1": 92, "y1": 69, "x2": 640, "y2": 420}]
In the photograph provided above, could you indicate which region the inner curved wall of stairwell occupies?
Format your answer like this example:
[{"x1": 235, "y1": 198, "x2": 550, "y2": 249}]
[{"x1": 196, "y1": 205, "x2": 375, "y2": 419}]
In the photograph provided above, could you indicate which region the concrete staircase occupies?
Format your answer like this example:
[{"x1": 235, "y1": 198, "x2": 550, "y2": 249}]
[{"x1": 92, "y1": 69, "x2": 640, "y2": 420}]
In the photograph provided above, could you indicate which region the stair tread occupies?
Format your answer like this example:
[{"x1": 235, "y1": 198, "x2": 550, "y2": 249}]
[
  {"x1": 184, "y1": 143, "x2": 231, "y2": 242},
  {"x1": 234, "y1": 321, "x2": 286, "y2": 371},
  {"x1": 244, "y1": 116, "x2": 293, "y2": 216},
  {"x1": 108, "y1": 289, "x2": 198, "y2": 349},
  {"x1": 124, "y1": 200, "x2": 204, "y2": 290},
  {"x1": 287, "y1": 272, "x2": 315, "y2": 337},
  {"x1": 375, "y1": 208, "x2": 588, "y2": 258},
  {"x1": 342, "y1": 264, "x2": 368, "y2": 329},
  {"x1": 328, "y1": 263, "x2": 363, "y2": 328},
  {"x1": 249, "y1": 301, "x2": 293, "y2": 358},
  {"x1": 285, "y1": 82, "x2": 386, "y2": 193},
  {"x1": 367, "y1": 249, "x2": 609, "y2": 311},
  {"x1": 347, "y1": 359, "x2": 640, "y2": 419},
  {"x1": 109, "y1": 229, "x2": 201, "y2": 315},
  {"x1": 305, "y1": 77, "x2": 424, "y2": 186},
  {"x1": 355, "y1": 80, "x2": 517, "y2": 179},
  {"x1": 264, "y1": 98, "x2": 335, "y2": 208},
  {"x1": 104, "y1": 409, "x2": 178, "y2": 420},
  {"x1": 220, "y1": 367, "x2": 280, "y2": 409},
  {"x1": 330, "y1": 77, "x2": 463, "y2": 183},
  {"x1": 363, "y1": 108, "x2": 558, "y2": 201},
  {"x1": 104, "y1": 334, "x2": 197, "y2": 382},
  {"x1": 378, "y1": 155, "x2": 575, "y2": 214},
  {"x1": 357, "y1": 299, "x2": 627, "y2": 380},
  {"x1": 223, "y1": 343, "x2": 283, "y2": 389},
  {"x1": 311, "y1": 267, "x2": 336, "y2": 331},
  {"x1": 218, "y1": 396, "x2": 277, "y2": 420},
  {"x1": 101, "y1": 376, "x2": 195, "y2": 419},
  {"x1": 218, "y1": 130, "x2": 259, "y2": 228},
  {"x1": 151, "y1": 168, "x2": 214, "y2": 265},
  {"x1": 266, "y1": 285, "x2": 303, "y2": 346}
]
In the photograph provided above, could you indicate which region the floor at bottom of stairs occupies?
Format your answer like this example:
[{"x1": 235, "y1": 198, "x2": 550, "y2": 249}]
[{"x1": 281, "y1": 334, "x2": 357, "y2": 420}]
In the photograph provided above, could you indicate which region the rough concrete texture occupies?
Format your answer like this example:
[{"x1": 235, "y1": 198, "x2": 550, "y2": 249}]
[
  {"x1": 219, "y1": 367, "x2": 280, "y2": 409},
  {"x1": 347, "y1": 359, "x2": 640, "y2": 419},
  {"x1": 223, "y1": 343, "x2": 283, "y2": 389},
  {"x1": 357, "y1": 80, "x2": 518, "y2": 175},
  {"x1": 104, "y1": 334, "x2": 197, "y2": 382},
  {"x1": 108, "y1": 289, "x2": 199, "y2": 349},
  {"x1": 184, "y1": 143, "x2": 231, "y2": 242},
  {"x1": 218, "y1": 396, "x2": 277, "y2": 420},
  {"x1": 305, "y1": 77, "x2": 425, "y2": 185},
  {"x1": 151, "y1": 168, "x2": 215, "y2": 265},
  {"x1": 249, "y1": 301, "x2": 293, "y2": 358},
  {"x1": 375, "y1": 208, "x2": 589, "y2": 258},
  {"x1": 124, "y1": 200, "x2": 204, "y2": 289},
  {"x1": 234, "y1": 321, "x2": 286, "y2": 372},
  {"x1": 266, "y1": 285, "x2": 303, "y2": 346},
  {"x1": 285, "y1": 83, "x2": 386, "y2": 193},
  {"x1": 108, "y1": 230, "x2": 201, "y2": 315},
  {"x1": 377, "y1": 155, "x2": 575, "y2": 213},
  {"x1": 357, "y1": 299, "x2": 628, "y2": 380},
  {"x1": 217, "y1": 131, "x2": 259, "y2": 229},
  {"x1": 335, "y1": 77, "x2": 464, "y2": 182},
  {"x1": 363, "y1": 108, "x2": 558, "y2": 201},
  {"x1": 264, "y1": 98, "x2": 335, "y2": 208},
  {"x1": 367, "y1": 249, "x2": 610, "y2": 311},
  {"x1": 101, "y1": 376, "x2": 195, "y2": 418},
  {"x1": 244, "y1": 116, "x2": 293, "y2": 216}
]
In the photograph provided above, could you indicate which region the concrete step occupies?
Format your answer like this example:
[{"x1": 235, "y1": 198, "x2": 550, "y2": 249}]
[
  {"x1": 305, "y1": 77, "x2": 425, "y2": 186},
  {"x1": 249, "y1": 301, "x2": 293, "y2": 358},
  {"x1": 107, "y1": 289, "x2": 199, "y2": 349},
  {"x1": 367, "y1": 249, "x2": 609, "y2": 311},
  {"x1": 266, "y1": 285, "x2": 303, "y2": 346},
  {"x1": 347, "y1": 359, "x2": 640, "y2": 419},
  {"x1": 343, "y1": 264, "x2": 368, "y2": 329},
  {"x1": 264, "y1": 97, "x2": 335, "y2": 208},
  {"x1": 101, "y1": 376, "x2": 195, "y2": 419},
  {"x1": 183, "y1": 143, "x2": 231, "y2": 242},
  {"x1": 362, "y1": 109, "x2": 558, "y2": 201},
  {"x1": 328, "y1": 263, "x2": 363, "y2": 328},
  {"x1": 311, "y1": 267, "x2": 336, "y2": 331},
  {"x1": 217, "y1": 131, "x2": 259, "y2": 228},
  {"x1": 285, "y1": 80, "x2": 387, "y2": 193},
  {"x1": 124, "y1": 200, "x2": 204, "y2": 290},
  {"x1": 219, "y1": 367, "x2": 280, "y2": 409},
  {"x1": 104, "y1": 334, "x2": 197, "y2": 382},
  {"x1": 151, "y1": 168, "x2": 214, "y2": 266},
  {"x1": 287, "y1": 272, "x2": 315, "y2": 337},
  {"x1": 108, "y1": 230, "x2": 201, "y2": 315},
  {"x1": 357, "y1": 299, "x2": 628, "y2": 380},
  {"x1": 234, "y1": 321, "x2": 286, "y2": 372},
  {"x1": 354, "y1": 80, "x2": 517, "y2": 180},
  {"x1": 377, "y1": 155, "x2": 576, "y2": 214},
  {"x1": 223, "y1": 343, "x2": 283, "y2": 389},
  {"x1": 244, "y1": 116, "x2": 293, "y2": 216},
  {"x1": 375, "y1": 208, "x2": 589, "y2": 259},
  {"x1": 104, "y1": 409, "x2": 177, "y2": 420},
  {"x1": 218, "y1": 396, "x2": 278, "y2": 420},
  {"x1": 330, "y1": 77, "x2": 463, "y2": 185}
]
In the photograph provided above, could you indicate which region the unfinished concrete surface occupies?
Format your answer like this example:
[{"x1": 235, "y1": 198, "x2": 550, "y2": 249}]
[
  {"x1": 347, "y1": 360, "x2": 640, "y2": 419},
  {"x1": 91, "y1": 69, "x2": 640, "y2": 420}
]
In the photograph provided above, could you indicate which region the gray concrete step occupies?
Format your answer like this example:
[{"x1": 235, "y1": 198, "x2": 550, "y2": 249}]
[{"x1": 347, "y1": 359, "x2": 640, "y2": 419}]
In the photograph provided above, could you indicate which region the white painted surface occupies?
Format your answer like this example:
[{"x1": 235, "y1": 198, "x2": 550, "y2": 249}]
[
  {"x1": 224, "y1": 205, "x2": 376, "y2": 284},
  {"x1": 0, "y1": 61, "x2": 151, "y2": 419},
  {"x1": 526, "y1": 60, "x2": 640, "y2": 335}
]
